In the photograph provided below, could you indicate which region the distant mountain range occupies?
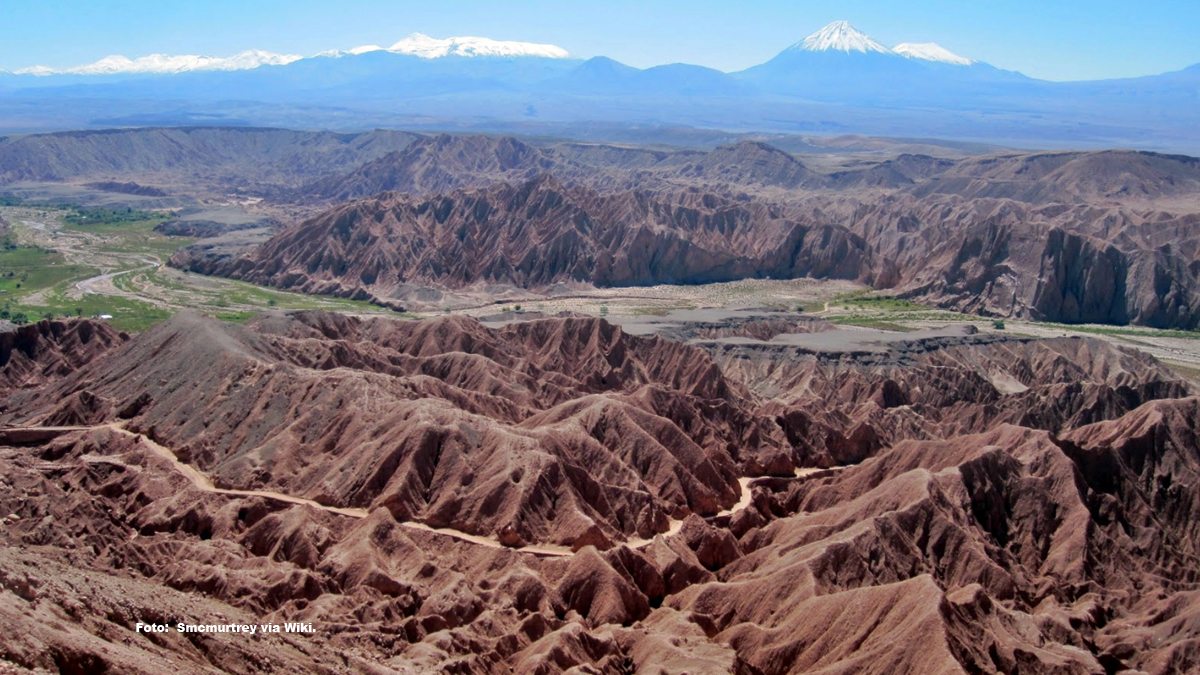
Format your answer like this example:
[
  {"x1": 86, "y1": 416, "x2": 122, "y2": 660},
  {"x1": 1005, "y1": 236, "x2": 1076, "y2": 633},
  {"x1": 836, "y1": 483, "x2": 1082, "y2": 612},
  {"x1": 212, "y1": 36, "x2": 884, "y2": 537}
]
[{"x1": 1, "y1": 21, "x2": 1198, "y2": 151}]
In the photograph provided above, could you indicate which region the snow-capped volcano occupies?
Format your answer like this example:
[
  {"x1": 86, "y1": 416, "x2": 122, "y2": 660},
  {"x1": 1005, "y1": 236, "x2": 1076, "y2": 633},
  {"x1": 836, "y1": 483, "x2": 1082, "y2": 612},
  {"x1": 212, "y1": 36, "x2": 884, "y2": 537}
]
[
  {"x1": 783, "y1": 21, "x2": 975, "y2": 66},
  {"x1": 737, "y1": 20, "x2": 993, "y2": 104},
  {"x1": 795, "y1": 20, "x2": 891, "y2": 54},
  {"x1": 893, "y1": 42, "x2": 973, "y2": 66}
]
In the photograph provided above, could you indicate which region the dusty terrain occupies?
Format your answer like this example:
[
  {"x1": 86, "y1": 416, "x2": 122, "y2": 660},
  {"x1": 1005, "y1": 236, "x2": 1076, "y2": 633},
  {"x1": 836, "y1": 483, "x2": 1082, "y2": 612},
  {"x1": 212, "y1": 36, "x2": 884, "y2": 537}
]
[
  {"x1": 0, "y1": 128, "x2": 420, "y2": 196},
  {"x1": 164, "y1": 134, "x2": 1200, "y2": 329},
  {"x1": 182, "y1": 176, "x2": 870, "y2": 305},
  {"x1": 2, "y1": 309, "x2": 1198, "y2": 673},
  {"x1": 4, "y1": 128, "x2": 1198, "y2": 328},
  {"x1": 3, "y1": 127, "x2": 1200, "y2": 673}
]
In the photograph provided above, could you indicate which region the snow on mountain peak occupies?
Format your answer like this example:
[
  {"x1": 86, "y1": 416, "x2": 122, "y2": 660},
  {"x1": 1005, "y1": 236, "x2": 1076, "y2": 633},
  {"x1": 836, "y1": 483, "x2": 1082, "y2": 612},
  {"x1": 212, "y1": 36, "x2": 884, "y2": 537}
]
[
  {"x1": 893, "y1": 42, "x2": 973, "y2": 66},
  {"x1": 385, "y1": 33, "x2": 569, "y2": 59},
  {"x1": 797, "y1": 20, "x2": 891, "y2": 54},
  {"x1": 325, "y1": 34, "x2": 569, "y2": 59},
  {"x1": 13, "y1": 33, "x2": 569, "y2": 76},
  {"x1": 14, "y1": 50, "x2": 302, "y2": 76}
]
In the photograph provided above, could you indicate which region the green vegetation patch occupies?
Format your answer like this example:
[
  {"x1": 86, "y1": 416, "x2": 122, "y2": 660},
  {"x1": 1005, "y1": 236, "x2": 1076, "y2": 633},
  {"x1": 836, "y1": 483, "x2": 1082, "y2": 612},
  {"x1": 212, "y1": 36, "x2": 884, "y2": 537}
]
[
  {"x1": 824, "y1": 290, "x2": 983, "y2": 329},
  {"x1": 75, "y1": 219, "x2": 194, "y2": 259},
  {"x1": 9, "y1": 289, "x2": 169, "y2": 332},
  {"x1": 0, "y1": 245, "x2": 98, "y2": 298},
  {"x1": 213, "y1": 310, "x2": 259, "y2": 323},
  {"x1": 64, "y1": 206, "x2": 162, "y2": 229},
  {"x1": 2, "y1": 205, "x2": 405, "y2": 331},
  {"x1": 832, "y1": 290, "x2": 925, "y2": 311},
  {"x1": 1035, "y1": 322, "x2": 1200, "y2": 341}
]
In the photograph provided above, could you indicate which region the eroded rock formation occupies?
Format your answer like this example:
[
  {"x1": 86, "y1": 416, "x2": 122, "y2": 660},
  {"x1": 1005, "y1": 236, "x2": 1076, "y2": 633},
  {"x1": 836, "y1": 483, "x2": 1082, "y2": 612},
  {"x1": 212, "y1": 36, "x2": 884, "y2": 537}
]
[{"x1": 2, "y1": 311, "x2": 1197, "y2": 672}]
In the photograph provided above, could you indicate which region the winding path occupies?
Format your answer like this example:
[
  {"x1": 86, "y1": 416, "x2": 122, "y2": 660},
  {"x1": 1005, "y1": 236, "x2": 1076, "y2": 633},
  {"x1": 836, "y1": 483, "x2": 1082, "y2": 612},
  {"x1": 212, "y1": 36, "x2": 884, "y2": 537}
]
[
  {"x1": 17, "y1": 217, "x2": 170, "y2": 308},
  {"x1": 73, "y1": 258, "x2": 161, "y2": 299},
  {"x1": 4, "y1": 423, "x2": 843, "y2": 559}
]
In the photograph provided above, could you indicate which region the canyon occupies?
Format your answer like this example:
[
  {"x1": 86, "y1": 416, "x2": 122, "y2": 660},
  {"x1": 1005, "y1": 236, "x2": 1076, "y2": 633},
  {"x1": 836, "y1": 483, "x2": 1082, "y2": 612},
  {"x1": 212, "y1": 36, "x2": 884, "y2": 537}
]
[
  {"x1": 2, "y1": 311, "x2": 1198, "y2": 672},
  {"x1": 2, "y1": 124, "x2": 1199, "y2": 674},
  {"x1": 161, "y1": 134, "x2": 1200, "y2": 329}
]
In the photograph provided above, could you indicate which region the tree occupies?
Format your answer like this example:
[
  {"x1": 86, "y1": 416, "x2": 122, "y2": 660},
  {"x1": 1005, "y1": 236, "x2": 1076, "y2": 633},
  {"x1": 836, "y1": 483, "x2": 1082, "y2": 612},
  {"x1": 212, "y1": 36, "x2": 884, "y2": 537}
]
[{"x1": 992, "y1": 319, "x2": 1006, "y2": 330}]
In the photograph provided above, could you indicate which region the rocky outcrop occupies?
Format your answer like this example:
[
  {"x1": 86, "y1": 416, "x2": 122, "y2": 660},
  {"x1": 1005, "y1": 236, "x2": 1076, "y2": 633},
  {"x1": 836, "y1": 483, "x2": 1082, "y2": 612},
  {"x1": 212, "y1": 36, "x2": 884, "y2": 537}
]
[
  {"x1": 303, "y1": 134, "x2": 559, "y2": 201},
  {"x1": 177, "y1": 175, "x2": 873, "y2": 298},
  {"x1": 710, "y1": 333, "x2": 1192, "y2": 468},
  {"x1": 2, "y1": 310, "x2": 1199, "y2": 672},
  {"x1": 0, "y1": 127, "x2": 419, "y2": 189},
  {"x1": 3, "y1": 312, "x2": 775, "y2": 545},
  {"x1": 1031, "y1": 228, "x2": 1130, "y2": 324},
  {"x1": 302, "y1": 135, "x2": 832, "y2": 203},
  {"x1": 853, "y1": 195, "x2": 1200, "y2": 328},
  {"x1": 670, "y1": 419, "x2": 1200, "y2": 673},
  {"x1": 0, "y1": 319, "x2": 125, "y2": 396},
  {"x1": 177, "y1": 139, "x2": 1200, "y2": 328},
  {"x1": 910, "y1": 149, "x2": 1200, "y2": 203}
]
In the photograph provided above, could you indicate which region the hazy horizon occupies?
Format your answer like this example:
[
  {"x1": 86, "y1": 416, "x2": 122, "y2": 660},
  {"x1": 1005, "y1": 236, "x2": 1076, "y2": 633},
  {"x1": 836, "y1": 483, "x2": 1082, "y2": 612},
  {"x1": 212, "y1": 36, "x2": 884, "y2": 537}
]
[{"x1": 3, "y1": 0, "x2": 1198, "y2": 82}]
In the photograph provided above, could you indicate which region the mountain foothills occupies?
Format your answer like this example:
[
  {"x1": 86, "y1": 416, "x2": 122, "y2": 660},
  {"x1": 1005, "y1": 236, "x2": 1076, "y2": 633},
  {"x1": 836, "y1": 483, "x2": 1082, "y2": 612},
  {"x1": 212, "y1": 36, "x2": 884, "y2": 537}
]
[
  {"x1": 2, "y1": 22, "x2": 1198, "y2": 150},
  {"x1": 154, "y1": 132, "x2": 1200, "y2": 329},
  {"x1": 1, "y1": 308, "x2": 1198, "y2": 672},
  {"x1": 1, "y1": 126, "x2": 1197, "y2": 328},
  {"x1": 0, "y1": 127, "x2": 420, "y2": 187}
]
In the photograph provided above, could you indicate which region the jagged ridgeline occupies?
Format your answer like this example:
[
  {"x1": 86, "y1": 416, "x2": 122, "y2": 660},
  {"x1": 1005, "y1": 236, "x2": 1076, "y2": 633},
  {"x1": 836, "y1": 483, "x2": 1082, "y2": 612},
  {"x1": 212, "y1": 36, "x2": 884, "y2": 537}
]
[
  {"x1": 1, "y1": 311, "x2": 1197, "y2": 672},
  {"x1": 163, "y1": 134, "x2": 1200, "y2": 329},
  {"x1": 2, "y1": 12, "x2": 1199, "y2": 674}
]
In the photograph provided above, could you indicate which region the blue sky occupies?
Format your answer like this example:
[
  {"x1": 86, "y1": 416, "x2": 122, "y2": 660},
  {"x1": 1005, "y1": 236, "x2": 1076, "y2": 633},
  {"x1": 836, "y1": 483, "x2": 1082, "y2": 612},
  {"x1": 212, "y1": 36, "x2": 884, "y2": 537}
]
[{"x1": 3, "y1": 0, "x2": 1197, "y2": 80}]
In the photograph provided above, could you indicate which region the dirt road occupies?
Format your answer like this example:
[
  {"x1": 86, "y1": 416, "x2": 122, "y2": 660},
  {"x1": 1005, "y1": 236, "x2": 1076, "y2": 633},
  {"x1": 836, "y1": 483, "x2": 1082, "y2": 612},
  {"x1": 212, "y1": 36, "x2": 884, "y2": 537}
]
[{"x1": 10, "y1": 423, "x2": 816, "y2": 559}]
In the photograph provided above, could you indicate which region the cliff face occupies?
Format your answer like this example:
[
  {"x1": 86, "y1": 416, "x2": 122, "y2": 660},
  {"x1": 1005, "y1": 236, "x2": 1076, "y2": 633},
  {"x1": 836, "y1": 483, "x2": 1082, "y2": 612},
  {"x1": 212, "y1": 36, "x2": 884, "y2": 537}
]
[
  {"x1": 178, "y1": 177, "x2": 873, "y2": 296},
  {"x1": 1012, "y1": 219, "x2": 1194, "y2": 328},
  {"x1": 1031, "y1": 229, "x2": 1130, "y2": 324},
  {"x1": 845, "y1": 195, "x2": 1200, "y2": 328},
  {"x1": 172, "y1": 138, "x2": 1200, "y2": 328},
  {"x1": 0, "y1": 319, "x2": 125, "y2": 396}
]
